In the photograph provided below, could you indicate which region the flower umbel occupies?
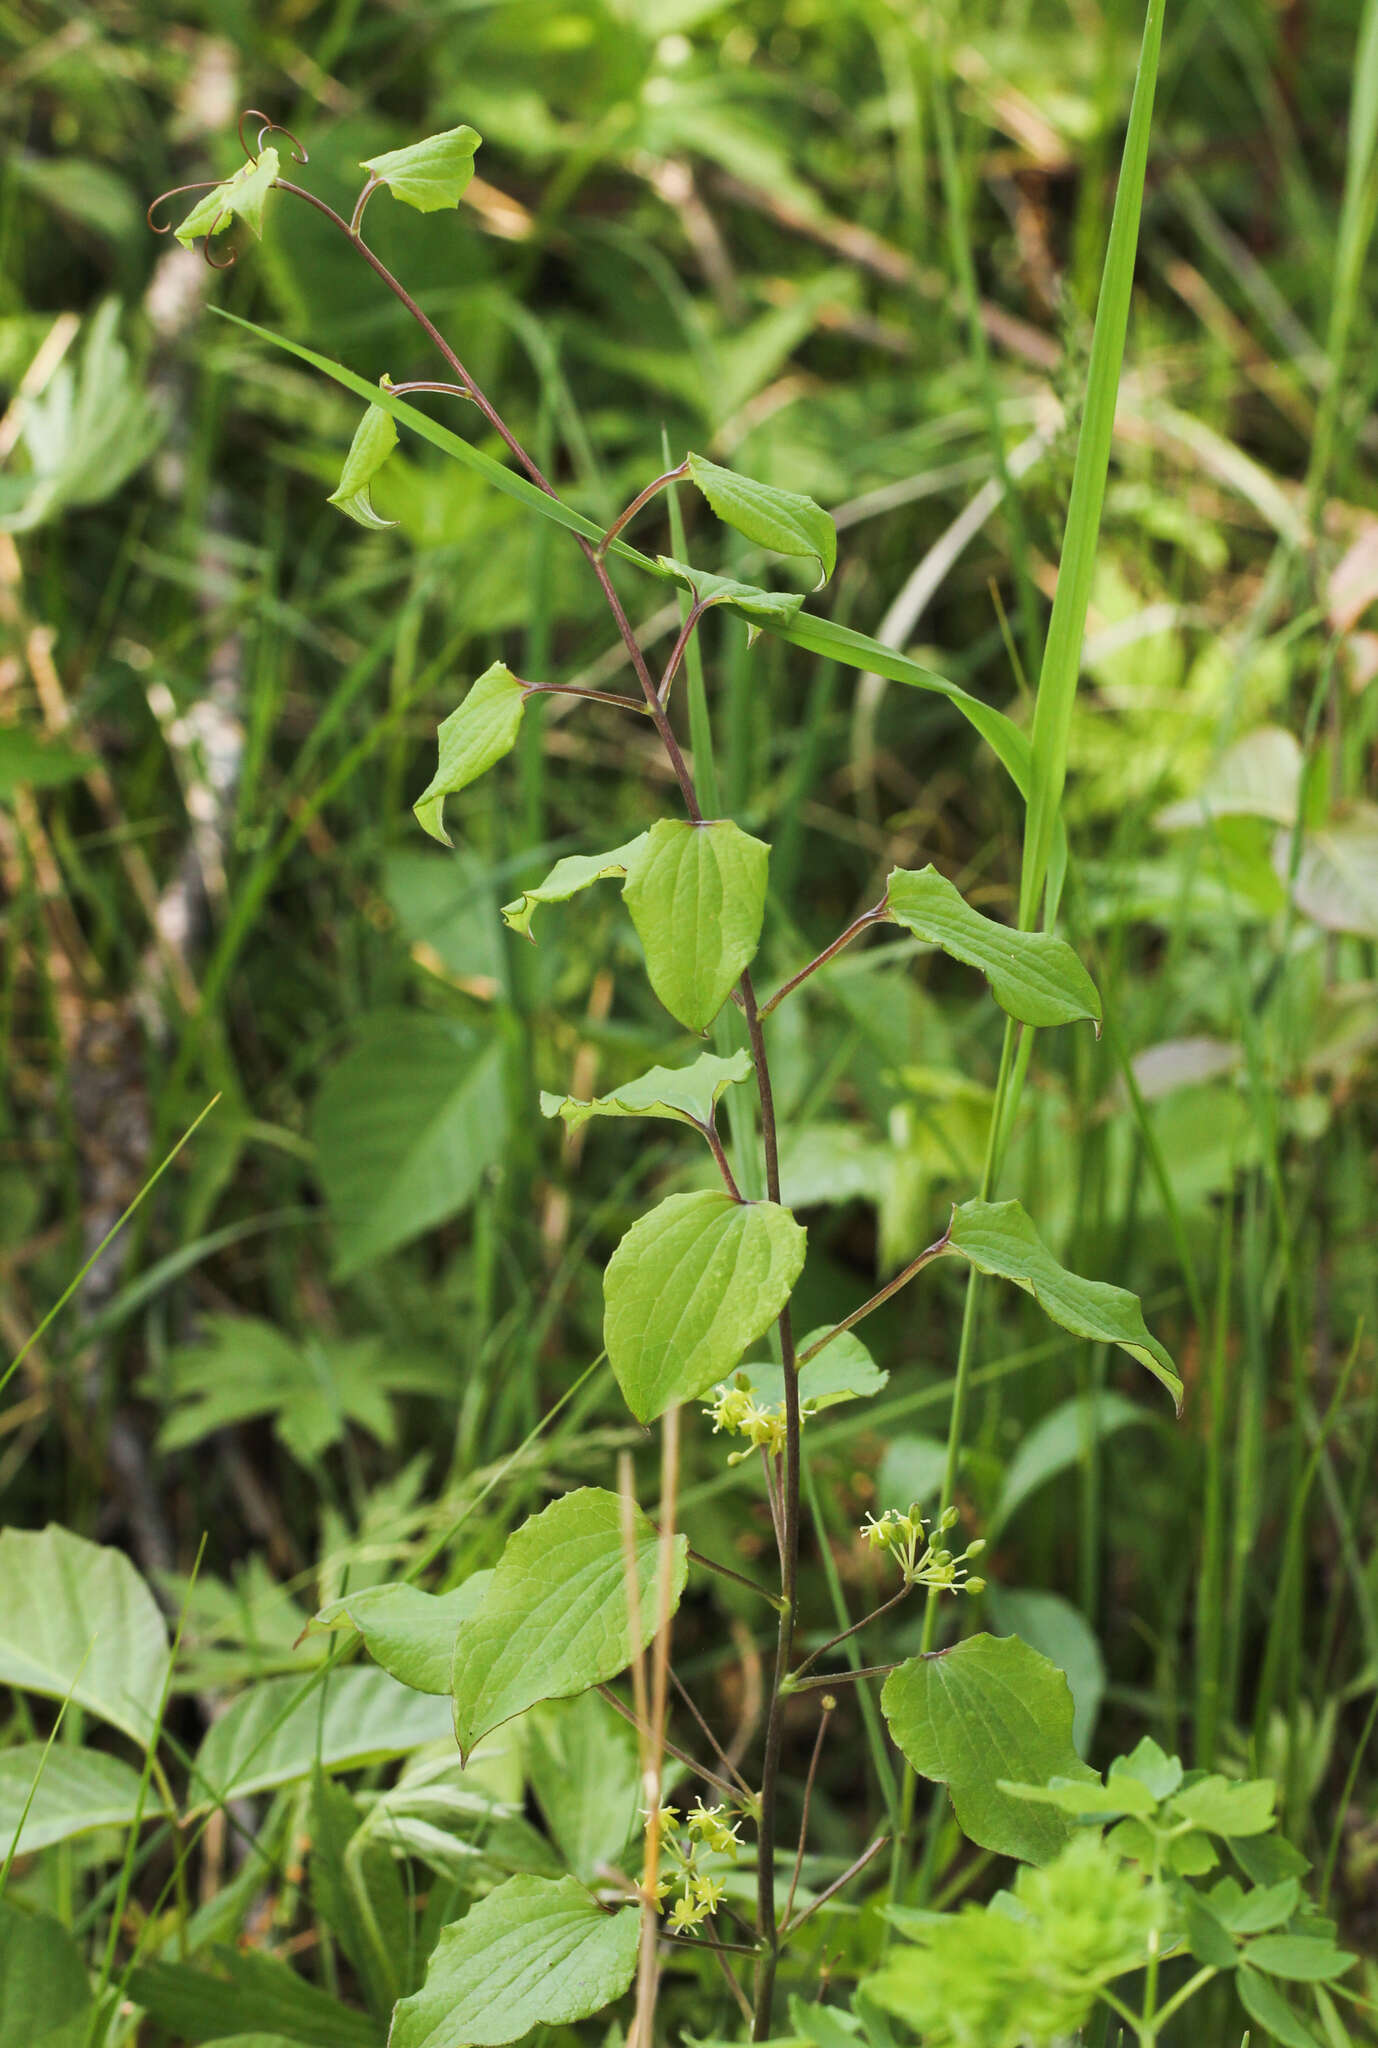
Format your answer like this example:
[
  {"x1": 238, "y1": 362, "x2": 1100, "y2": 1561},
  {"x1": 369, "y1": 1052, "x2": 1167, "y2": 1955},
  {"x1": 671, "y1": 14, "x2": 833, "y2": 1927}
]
[
  {"x1": 643, "y1": 1794, "x2": 746, "y2": 1932},
  {"x1": 862, "y1": 1503, "x2": 986, "y2": 1594}
]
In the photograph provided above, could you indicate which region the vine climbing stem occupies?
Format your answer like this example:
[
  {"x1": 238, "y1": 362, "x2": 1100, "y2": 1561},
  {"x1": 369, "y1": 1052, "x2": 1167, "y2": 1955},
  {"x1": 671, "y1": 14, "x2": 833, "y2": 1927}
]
[{"x1": 262, "y1": 160, "x2": 807, "y2": 2037}]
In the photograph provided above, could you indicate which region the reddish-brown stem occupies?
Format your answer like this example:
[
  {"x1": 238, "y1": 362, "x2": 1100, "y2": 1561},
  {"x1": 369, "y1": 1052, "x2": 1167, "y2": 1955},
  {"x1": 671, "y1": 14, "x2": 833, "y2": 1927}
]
[
  {"x1": 349, "y1": 173, "x2": 381, "y2": 236},
  {"x1": 788, "y1": 1582, "x2": 914, "y2": 1686},
  {"x1": 704, "y1": 1120, "x2": 743, "y2": 1201},
  {"x1": 524, "y1": 683, "x2": 650, "y2": 714},
  {"x1": 759, "y1": 898, "x2": 891, "y2": 1017},
  {"x1": 265, "y1": 170, "x2": 804, "y2": 2037},
  {"x1": 658, "y1": 601, "x2": 707, "y2": 705},
  {"x1": 797, "y1": 1231, "x2": 951, "y2": 1364},
  {"x1": 594, "y1": 1685, "x2": 743, "y2": 1803},
  {"x1": 274, "y1": 176, "x2": 705, "y2": 800},
  {"x1": 599, "y1": 460, "x2": 690, "y2": 558},
  {"x1": 389, "y1": 378, "x2": 474, "y2": 402},
  {"x1": 780, "y1": 1835, "x2": 889, "y2": 1938},
  {"x1": 784, "y1": 1696, "x2": 834, "y2": 1928},
  {"x1": 668, "y1": 1664, "x2": 756, "y2": 1797}
]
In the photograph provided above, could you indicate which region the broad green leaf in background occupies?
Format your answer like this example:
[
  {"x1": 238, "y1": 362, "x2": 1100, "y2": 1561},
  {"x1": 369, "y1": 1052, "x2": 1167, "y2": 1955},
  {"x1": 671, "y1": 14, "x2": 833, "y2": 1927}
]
[
  {"x1": 414, "y1": 663, "x2": 528, "y2": 844},
  {"x1": 886, "y1": 866, "x2": 1101, "y2": 1029},
  {"x1": 657, "y1": 554, "x2": 806, "y2": 632},
  {"x1": 1245, "y1": 1937, "x2": 1356, "y2": 1983},
  {"x1": 175, "y1": 148, "x2": 279, "y2": 245},
  {"x1": 992, "y1": 1391, "x2": 1151, "y2": 1533},
  {"x1": 389, "y1": 1874, "x2": 640, "y2": 2048},
  {"x1": 128, "y1": 1950, "x2": 376, "y2": 2048},
  {"x1": 1, "y1": 302, "x2": 165, "y2": 534},
  {"x1": 0, "y1": 1526, "x2": 169, "y2": 1746},
  {"x1": 878, "y1": 1434, "x2": 952, "y2": 1510},
  {"x1": 1238, "y1": 1967, "x2": 1325, "y2": 2048},
  {"x1": 308, "y1": 1576, "x2": 492, "y2": 1694},
  {"x1": 327, "y1": 398, "x2": 398, "y2": 530},
  {"x1": 501, "y1": 834, "x2": 648, "y2": 940},
  {"x1": 742, "y1": 1326, "x2": 887, "y2": 1413},
  {"x1": 943, "y1": 1199, "x2": 1183, "y2": 1412},
  {"x1": 686, "y1": 452, "x2": 836, "y2": 587},
  {"x1": 541, "y1": 1048, "x2": 752, "y2": 1133},
  {"x1": 1170, "y1": 1774, "x2": 1276, "y2": 1837},
  {"x1": 1001, "y1": 1772, "x2": 1158, "y2": 1821},
  {"x1": 0, "y1": 1745, "x2": 151, "y2": 1856},
  {"x1": 1156, "y1": 726, "x2": 1303, "y2": 830},
  {"x1": 528, "y1": 1692, "x2": 643, "y2": 1883},
  {"x1": 0, "y1": 729, "x2": 95, "y2": 799},
  {"x1": 1284, "y1": 811, "x2": 1378, "y2": 937},
  {"x1": 152, "y1": 1320, "x2": 446, "y2": 1464},
  {"x1": 0, "y1": 1901, "x2": 91, "y2": 2048},
  {"x1": 881, "y1": 1632, "x2": 1096, "y2": 1864},
  {"x1": 191, "y1": 1667, "x2": 452, "y2": 1807},
  {"x1": 312, "y1": 1014, "x2": 506, "y2": 1276},
  {"x1": 604, "y1": 1191, "x2": 807, "y2": 1421},
  {"x1": 309, "y1": 1774, "x2": 409, "y2": 2018},
  {"x1": 362, "y1": 125, "x2": 482, "y2": 212},
  {"x1": 987, "y1": 1588, "x2": 1107, "y2": 1754},
  {"x1": 451, "y1": 1488, "x2": 688, "y2": 1760},
  {"x1": 623, "y1": 818, "x2": 770, "y2": 1031}
]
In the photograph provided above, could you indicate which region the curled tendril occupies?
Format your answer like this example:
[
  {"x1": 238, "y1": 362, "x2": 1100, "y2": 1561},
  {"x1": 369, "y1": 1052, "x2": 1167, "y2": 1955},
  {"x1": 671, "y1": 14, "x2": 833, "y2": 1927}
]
[
  {"x1": 238, "y1": 107, "x2": 307, "y2": 164},
  {"x1": 203, "y1": 207, "x2": 237, "y2": 267},
  {"x1": 145, "y1": 180, "x2": 221, "y2": 234}
]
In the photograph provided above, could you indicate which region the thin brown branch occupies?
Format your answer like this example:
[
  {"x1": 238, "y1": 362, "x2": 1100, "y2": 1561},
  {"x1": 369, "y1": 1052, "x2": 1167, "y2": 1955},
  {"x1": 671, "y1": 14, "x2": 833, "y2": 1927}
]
[
  {"x1": 594, "y1": 1686, "x2": 744, "y2": 1804},
  {"x1": 759, "y1": 899, "x2": 891, "y2": 1017},
  {"x1": 796, "y1": 1232, "x2": 951, "y2": 1364},
  {"x1": 780, "y1": 1835, "x2": 889, "y2": 1939},
  {"x1": 787, "y1": 1583, "x2": 914, "y2": 1687},
  {"x1": 785, "y1": 1696, "x2": 834, "y2": 1928}
]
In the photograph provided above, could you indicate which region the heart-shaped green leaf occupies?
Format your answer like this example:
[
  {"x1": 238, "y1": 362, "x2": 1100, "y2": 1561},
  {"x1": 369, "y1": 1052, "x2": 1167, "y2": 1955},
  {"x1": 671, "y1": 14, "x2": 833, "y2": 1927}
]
[
  {"x1": 450, "y1": 1488, "x2": 687, "y2": 1760},
  {"x1": 414, "y1": 664, "x2": 528, "y2": 844},
  {"x1": 361, "y1": 126, "x2": 482, "y2": 213},
  {"x1": 886, "y1": 865, "x2": 1101, "y2": 1029},
  {"x1": 686, "y1": 453, "x2": 836, "y2": 588},
  {"x1": 501, "y1": 834, "x2": 648, "y2": 940},
  {"x1": 604, "y1": 1190, "x2": 807, "y2": 1422},
  {"x1": 541, "y1": 1048, "x2": 752, "y2": 1133},
  {"x1": 327, "y1": 395, "x2": 398, "y2": 530},
  {"x1": 882, "y1": 1632, "x2": 1097, "y2": 1864},
  {"x1": 623, "y1": 818, "x2": 769, "y2": 1032},
  {"x1": 389, "y1": 1874, "x2": 639, "y2": 2048},
  {"x1": 175, "y1": 148, "x2": 280, "y2": 246},
  {"x1": 944, "y1": 1198, "x2": 1182, "y2": 1412}
]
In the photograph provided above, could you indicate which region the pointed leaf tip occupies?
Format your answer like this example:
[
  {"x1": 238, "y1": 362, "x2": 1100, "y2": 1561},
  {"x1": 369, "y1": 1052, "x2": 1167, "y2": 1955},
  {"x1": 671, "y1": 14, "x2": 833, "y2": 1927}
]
[
  {"x1": 414, "y1": 663, "x2": 527, "y2": 844},
  {"x1": 945, "y1": 1197, "x2": 1182, "y2": 1412},
  {"x1": 885, "y1": 865, "x2": 1101, "y2": 1029},
  {"x1": 327, "y1": 392, "x2": 399, "y2": 529},
  {"x1": 362, "y1": 125, "x2": 482, "y2": 213},
  {"x1": 686, "y1": 452, "x2": 836, "y2": 588}
]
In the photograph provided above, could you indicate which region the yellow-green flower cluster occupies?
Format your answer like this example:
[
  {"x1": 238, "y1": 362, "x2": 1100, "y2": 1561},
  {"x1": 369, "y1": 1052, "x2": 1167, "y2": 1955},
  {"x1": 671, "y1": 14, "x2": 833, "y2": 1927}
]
[
  {"x1": 862, "y1": 1502, "x2": 987, "y2": 1594},
  {"x1": 643, "y1": 1798, "x2": 744, "y2": 1933},
  {"x1": 704, "y1": 1379, "x2": 788, "y2": 1463}
]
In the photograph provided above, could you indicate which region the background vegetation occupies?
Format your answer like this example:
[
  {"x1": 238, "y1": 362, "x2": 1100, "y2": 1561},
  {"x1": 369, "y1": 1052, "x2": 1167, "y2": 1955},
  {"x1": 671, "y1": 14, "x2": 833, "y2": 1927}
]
[{"x1": 2, "y1": 0, "x2": 1377, "y2": 2041}]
